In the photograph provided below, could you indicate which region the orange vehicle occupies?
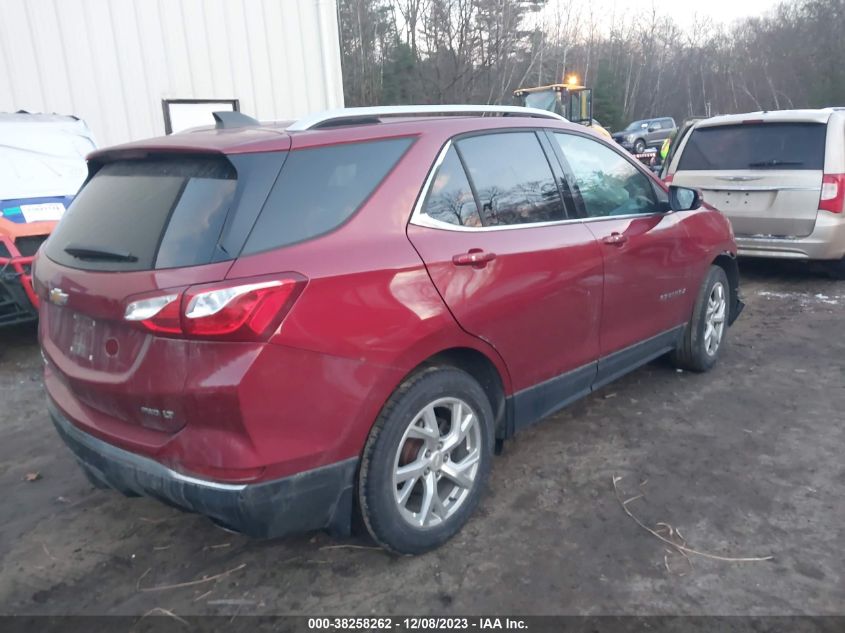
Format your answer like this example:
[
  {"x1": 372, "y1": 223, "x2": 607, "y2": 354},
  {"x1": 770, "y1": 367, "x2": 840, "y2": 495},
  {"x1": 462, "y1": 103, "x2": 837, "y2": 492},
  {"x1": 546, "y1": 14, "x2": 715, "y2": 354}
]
[{"x1": 0, "y1": 112, "x2": 95, "y2": 326}]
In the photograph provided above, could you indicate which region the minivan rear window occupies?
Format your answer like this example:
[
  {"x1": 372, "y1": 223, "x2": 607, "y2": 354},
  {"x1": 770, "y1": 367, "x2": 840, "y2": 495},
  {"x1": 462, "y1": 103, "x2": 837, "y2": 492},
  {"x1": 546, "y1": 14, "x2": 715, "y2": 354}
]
[
  {"x1": 45, "y1": 157, "x2": 237, "y2": 271},
  {"x1": 677, "y1": 122, "x2": 826, "y2": 171},
  {"x1": 242, "y1": 138, "x2": 413, "y2": 254}
]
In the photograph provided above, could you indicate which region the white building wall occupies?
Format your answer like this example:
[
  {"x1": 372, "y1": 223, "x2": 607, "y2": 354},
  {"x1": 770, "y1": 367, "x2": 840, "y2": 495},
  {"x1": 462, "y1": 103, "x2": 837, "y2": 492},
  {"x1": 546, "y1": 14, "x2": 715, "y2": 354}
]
[{"x1": 0, "y1": 0, "x2": 345, "y2": 147}]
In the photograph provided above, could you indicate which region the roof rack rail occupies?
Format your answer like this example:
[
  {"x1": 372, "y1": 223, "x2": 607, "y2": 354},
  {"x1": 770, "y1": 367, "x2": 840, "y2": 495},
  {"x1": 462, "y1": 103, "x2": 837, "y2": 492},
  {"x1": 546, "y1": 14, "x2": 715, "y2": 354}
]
[{"x1": 286, "y1": 105, "x2": 566, "y2": 132}]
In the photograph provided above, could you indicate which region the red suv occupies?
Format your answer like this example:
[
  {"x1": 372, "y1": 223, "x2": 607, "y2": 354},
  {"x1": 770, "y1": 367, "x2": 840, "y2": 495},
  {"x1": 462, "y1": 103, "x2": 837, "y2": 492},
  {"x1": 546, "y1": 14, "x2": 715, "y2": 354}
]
[{"x1": 35, "y1": 106, "x2": 742, "y2": 554}]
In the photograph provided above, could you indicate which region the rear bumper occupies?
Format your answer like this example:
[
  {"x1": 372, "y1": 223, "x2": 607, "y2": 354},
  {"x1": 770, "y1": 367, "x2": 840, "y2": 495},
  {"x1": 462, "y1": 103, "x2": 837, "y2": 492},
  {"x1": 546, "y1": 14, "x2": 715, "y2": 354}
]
[
  {"x1": 735, "y1": 212, "x2": 845, "y2": 261},
  {"x1": 50, "y1": 400, "x2": 358, "y2": 538}
]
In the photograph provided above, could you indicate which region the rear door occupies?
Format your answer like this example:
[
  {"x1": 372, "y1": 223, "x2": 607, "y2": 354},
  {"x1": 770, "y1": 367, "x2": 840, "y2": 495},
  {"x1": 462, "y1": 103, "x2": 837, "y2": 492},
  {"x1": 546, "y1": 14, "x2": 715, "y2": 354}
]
[
  {"x1": 550, "y1": 131, "x2": 696, "y2": 380},
  {"x1": 36, "y1": 151, "x2": 287, "y2": 434},
  {"x1": 407, "y1": 130, "x2": 604, "y2": 418},
  {"x1": 672, "y1": 121, "x2": 827, "y2": 237},
  {"x1": 646, "y1": 120, "x2": 663, "y2": 147}
]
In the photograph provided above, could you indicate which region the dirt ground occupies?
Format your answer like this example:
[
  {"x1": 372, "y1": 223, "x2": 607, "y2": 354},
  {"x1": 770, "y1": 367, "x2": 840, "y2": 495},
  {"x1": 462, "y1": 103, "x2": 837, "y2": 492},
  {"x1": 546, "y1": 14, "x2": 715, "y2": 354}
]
[{"x1": 1, "y1": 260, "x2": 843, "y2": 617}]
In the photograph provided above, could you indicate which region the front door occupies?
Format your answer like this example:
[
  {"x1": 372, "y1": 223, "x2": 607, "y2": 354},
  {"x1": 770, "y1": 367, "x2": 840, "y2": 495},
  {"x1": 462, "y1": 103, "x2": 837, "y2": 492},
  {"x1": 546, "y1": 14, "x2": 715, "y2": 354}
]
[
  {"x1": 407, "y1": 131, "x2": 604, "y2": 425},
  {"x1": 550, "y1": 131, "x2": 698, "y2": 384}
]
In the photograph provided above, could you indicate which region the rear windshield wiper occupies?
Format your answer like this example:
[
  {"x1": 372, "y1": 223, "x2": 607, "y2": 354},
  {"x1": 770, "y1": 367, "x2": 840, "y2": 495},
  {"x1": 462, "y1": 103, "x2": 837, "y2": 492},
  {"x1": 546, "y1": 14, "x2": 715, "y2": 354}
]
[
  {"x1": 64, "y1": 245, "x2": 138, "y2": 262},
  {"x1": 747, "y1": 159, "x2": 804, "y2": 168}
]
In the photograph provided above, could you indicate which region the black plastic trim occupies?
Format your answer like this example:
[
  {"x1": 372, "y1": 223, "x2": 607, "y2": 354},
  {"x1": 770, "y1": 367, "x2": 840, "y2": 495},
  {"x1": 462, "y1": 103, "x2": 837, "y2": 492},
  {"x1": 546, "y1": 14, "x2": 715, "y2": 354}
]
[
  {"x1": 49, "y1": 400, "x2": 358, "y2": 539},
  {"x1": 510, "y1": 363, "x2": 596, "y2": 434},
  {"x1": 592, "y1": 326, "x2": 684, "y2": 391},
  {"x1": 507, "y1": 325, "x2": 684, "y2": 435}
]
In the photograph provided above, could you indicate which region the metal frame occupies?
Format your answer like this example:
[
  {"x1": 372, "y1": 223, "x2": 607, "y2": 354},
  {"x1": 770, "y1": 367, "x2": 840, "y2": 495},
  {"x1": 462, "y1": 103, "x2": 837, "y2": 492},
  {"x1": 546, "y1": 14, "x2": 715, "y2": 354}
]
[
  {"x1": 0, "y1": 234, "x2": 39, "y2": 326},
  {"x1": 162, "y1": 98, "x2": 240, "y2": 134},
  {"x1": 286, "y1": 105, "x2": 567, "y2": 132}
]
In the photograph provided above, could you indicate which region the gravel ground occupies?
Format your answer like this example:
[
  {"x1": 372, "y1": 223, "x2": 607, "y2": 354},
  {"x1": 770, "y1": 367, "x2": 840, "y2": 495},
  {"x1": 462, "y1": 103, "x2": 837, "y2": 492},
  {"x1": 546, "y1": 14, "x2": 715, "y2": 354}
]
[{"x1": 1, "y1": 260, "x2": 843, "y2": 617}]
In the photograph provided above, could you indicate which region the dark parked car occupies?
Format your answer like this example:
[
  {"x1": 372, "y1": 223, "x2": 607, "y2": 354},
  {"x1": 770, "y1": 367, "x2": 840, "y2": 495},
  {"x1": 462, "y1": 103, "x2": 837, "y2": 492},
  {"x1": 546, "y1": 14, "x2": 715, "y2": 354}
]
[
  {"x1": 36, "y1": 105, "x2": 741, "y2": 554},
  {"x1": 613, "y1": 117, "x2": 677, "y2": 154}
]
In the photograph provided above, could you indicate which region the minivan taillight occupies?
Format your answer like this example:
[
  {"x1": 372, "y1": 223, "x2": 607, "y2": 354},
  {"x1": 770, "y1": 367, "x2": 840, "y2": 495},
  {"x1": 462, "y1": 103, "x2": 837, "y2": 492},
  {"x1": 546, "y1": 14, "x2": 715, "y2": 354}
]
[
  {"x1": 124, "y1": 275, "x2": 306, "y2": 341},
  {"x1": 819, "y1": 174, "x2": 845, "y2": 214}
]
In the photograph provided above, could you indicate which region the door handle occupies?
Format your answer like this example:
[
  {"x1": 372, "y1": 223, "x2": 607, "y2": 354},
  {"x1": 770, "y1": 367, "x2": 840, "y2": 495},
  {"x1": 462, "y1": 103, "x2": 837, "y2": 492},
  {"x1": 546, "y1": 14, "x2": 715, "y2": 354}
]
[
  {"x1": 602, "y1": 232, "x2": 628, "y2": 247},
  {"x1": 452, "y1": 249, "x2": 497, "y2": 268}
]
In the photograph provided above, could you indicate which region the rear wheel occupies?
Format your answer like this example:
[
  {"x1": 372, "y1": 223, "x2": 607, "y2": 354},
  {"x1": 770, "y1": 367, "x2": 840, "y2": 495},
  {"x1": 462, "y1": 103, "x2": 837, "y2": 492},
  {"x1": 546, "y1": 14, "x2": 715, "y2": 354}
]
[
  {"x1": 633, "y1": 138, "x2": 646, "y2": 154},
  {"x1": 824, "y1": 256, "x2": 845, "y2": 280},
  {"x1": 358, "y1": 366, "x2": 494, "y2": 555},
  {"x1": 672, "y1": 266, "x2": 730, "y2": 372}
]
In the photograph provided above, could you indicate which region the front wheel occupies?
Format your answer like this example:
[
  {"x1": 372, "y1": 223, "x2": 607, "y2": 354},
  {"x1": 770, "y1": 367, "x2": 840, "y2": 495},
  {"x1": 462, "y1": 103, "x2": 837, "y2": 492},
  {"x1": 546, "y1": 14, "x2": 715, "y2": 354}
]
[
  {"x1": 671, "y1": 266, "x2": 730, "y2": 372},
  {"x1": 633, "y1": 139, "x2": 646, "y2": 154},
  {"x1": 358, "y1": 366, "x2": 494, "y2": 555}
]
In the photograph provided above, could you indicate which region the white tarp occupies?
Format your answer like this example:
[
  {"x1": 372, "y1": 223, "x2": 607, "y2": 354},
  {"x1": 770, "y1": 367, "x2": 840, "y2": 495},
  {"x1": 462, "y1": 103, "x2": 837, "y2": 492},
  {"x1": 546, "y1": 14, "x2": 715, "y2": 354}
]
[{"x1": 0, "y1": 112, "x2": 96, "y2": 202}]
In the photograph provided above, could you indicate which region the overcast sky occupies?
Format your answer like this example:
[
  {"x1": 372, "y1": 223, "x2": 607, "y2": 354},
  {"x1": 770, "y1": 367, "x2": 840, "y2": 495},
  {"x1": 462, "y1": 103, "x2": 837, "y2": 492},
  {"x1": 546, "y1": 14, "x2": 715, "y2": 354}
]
[
  {"x1": 629, "y1": 0, "x2": 782, "y2": 29},
  {"x1": 542, "y1": 0, "x2": 783, "y2": 32}
]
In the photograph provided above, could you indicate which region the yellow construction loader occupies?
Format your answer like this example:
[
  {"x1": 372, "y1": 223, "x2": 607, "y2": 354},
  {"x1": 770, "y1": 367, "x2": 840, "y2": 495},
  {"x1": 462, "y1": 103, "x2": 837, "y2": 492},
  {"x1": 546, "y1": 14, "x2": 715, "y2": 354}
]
[{"x1": 514, "y1": 76, "x2": 612, "y2": 140}]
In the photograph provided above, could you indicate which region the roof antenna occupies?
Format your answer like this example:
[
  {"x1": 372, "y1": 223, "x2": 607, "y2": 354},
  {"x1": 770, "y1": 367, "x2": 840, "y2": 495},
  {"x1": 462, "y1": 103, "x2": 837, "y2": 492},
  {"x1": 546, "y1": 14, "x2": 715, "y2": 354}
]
[{"x1": 213, "y1": 111, "x2": 260, "y2": 130}]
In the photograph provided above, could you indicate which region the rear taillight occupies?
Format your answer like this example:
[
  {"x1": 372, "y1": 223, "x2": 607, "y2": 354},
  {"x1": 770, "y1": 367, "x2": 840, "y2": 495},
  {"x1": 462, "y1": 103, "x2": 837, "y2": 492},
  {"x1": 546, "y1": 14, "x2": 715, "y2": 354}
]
[
  {"x1": 125, "y1": 294, "x2": 181, "y2": 334},
  {"x1": 819, "y1": 174, "x2": 845, "y2": 214},
  {"x1": 184, "y1": 279, "x2": 301, "y2": 339},
  {"x1": 124, "y1": 275, "x2": 305, "y2": 341}
]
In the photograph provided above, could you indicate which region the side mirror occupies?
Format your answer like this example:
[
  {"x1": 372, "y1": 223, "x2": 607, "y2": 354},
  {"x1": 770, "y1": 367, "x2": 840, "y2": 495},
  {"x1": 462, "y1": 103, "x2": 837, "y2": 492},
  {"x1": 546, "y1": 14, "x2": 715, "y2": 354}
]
[{"x1": 669, "y1": 185, "x2": 702, "y2": 211}]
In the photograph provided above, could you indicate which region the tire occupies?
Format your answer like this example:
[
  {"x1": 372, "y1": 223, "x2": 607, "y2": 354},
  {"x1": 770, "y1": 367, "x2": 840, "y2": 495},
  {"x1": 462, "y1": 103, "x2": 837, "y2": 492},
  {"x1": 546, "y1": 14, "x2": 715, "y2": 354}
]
[
  {"x1": 358, "y1": 366, "x2": 494, "y2": 555},
  {"x1": 671, "y1": 265, "x2": 730, "y2": 373},
  {"x1": 824, "y1": 256, "x2": 845, "y2": 280},
  {"x1": 633, "y1": 138, "x2": 646, "y2": 154}
]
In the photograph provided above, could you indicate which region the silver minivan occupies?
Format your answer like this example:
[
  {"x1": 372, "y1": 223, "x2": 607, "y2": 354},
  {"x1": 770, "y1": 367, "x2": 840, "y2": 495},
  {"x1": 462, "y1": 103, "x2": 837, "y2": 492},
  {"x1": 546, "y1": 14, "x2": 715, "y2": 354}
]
[{"x1": 665, "y1": 108, "x2": 845, "y2": 277}]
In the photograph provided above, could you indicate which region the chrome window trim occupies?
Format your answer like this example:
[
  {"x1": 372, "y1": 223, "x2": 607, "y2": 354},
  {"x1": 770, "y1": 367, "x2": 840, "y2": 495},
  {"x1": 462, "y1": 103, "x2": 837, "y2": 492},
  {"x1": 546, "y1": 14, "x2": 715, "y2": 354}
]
[{"x1": 409, "y1": 136, "x2": 673, "y2": 233}]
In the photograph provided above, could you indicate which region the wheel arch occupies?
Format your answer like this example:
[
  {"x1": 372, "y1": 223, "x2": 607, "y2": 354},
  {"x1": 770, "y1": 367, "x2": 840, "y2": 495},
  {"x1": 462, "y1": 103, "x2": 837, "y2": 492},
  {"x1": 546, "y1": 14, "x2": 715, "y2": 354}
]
[
  {"x1": 711, "y1": 252, "x2": 742, "y2": 325},
  {"x1": 417, "y1": 347, "x2": 508, "y2": 441}
]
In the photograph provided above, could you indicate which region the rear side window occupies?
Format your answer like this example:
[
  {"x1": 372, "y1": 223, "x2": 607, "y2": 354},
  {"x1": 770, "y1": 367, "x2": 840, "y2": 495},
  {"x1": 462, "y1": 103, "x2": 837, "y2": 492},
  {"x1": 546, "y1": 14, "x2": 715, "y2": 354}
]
[
  {"x1": 677, "y1": 123, "x2": 826, "y2": 171},
  {"x1": 421, "y1": 147, "x2": 482, "y2": 227},
  {"x1": 45, "y1": 158, "x2": 236, "y2": 271},
  {"x1": 243, "y1": 138, "x2": 412, "y2": 253},
  {"x1": 456, "y1": 132, "x2": 565, "y2": 226}
]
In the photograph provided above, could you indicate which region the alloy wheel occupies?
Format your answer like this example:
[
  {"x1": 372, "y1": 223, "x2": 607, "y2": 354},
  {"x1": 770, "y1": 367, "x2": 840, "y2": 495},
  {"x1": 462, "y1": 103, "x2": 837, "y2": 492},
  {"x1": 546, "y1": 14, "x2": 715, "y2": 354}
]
[
  {"x1": 704, "y1": 281, "x2": 727, "y2": 356},
  {"x1": 392, "y1": 397, "x2": 482, "y2": 529}
]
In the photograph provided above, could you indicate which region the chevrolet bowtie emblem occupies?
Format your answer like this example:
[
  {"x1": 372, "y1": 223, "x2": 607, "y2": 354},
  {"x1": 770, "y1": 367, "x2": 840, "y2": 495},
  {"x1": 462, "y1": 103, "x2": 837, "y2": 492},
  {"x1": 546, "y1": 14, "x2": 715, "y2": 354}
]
[{"x1": 49, "y1": 287, "x2": 69, "y2": 306}]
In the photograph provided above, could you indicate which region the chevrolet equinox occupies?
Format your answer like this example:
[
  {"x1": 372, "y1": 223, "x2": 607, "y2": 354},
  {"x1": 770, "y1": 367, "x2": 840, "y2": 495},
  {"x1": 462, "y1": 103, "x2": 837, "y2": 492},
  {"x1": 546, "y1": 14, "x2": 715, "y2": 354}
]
[{"x1": 35, "y1": 106, "x2": 742, "y2": 554}]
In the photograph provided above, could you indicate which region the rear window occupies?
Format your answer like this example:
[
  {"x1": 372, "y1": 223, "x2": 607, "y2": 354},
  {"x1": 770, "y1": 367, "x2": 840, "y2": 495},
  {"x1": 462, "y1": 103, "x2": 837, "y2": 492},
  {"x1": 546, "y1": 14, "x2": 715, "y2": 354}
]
[
  {"x1": 677, "y1": 122, "x2": 826, "y2": 171},
  {"x1": 242, "y1": 138, "x2": 412, "y2": 254},
  {"x1": 45, "y1": 157, "x2": 237, "y2": 271}
]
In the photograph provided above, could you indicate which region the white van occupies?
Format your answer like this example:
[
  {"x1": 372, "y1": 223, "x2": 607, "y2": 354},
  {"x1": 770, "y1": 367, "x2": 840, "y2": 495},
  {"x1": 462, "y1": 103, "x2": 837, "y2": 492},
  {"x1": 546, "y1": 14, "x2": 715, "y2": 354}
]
[{"x1": 664, "y1": 108, "x2": 845, "y2": 277}]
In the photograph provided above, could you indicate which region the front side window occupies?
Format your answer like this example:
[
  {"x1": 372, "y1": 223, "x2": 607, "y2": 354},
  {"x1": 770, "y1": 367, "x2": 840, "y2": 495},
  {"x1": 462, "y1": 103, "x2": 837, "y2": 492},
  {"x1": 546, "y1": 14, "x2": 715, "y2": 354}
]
[
  {"x1": 420, "y1": 146, "x2": 482, "y2": 227},
  {"x1": 456, "y1": 132, "x2": 565, "y2": 226},
  {"x1": 554, "y1": 133, "x2": 659, "y2": 218}
]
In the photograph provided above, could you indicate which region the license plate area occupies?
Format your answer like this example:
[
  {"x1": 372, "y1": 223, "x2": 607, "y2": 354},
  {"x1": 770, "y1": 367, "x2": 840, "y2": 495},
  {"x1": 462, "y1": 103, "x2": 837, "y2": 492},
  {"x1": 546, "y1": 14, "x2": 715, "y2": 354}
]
[
  {"x1": 69, "y1": 313, "x2": 96, "y2": 361},
  {"x1": 707, "y1": 190, "x2": 777, "y2": 211}
]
